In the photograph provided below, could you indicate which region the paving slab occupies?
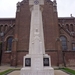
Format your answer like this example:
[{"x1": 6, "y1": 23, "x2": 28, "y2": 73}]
[
  {"x1": 0, "y1": 66, "x2": 13, "y2": 72},
  {"x1": 8, "y1": 71, "x2": 20, "y2": 75},
  {"x1": 54, "y1": 70, "x2": 69, "y2": 75},
  {"x1": 68, "y1": 67, "x2": 75, "y2": 70},
  {"x1": 0, "y1": 65, "x2": 21, "y2": 72},
  {"x1": 8, "y1": 70, "x2": 69, "y2": 75}
]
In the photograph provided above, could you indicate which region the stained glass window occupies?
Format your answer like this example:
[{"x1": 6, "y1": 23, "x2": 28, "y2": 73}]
[
  {"x1": 6, "y1": 37, "x2": 13, "y2": 51},
  {"x1": 60, "y1": 36, "x2": 67, "y2": 50}
]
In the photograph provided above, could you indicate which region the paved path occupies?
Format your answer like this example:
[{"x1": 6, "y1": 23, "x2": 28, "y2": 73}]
[
  {"x1": 54, "y1": 70, "x2": 69, "y2": 75},
  {"x1": 0, "y1": 66, "x2": 75, "y2": 75},
  {"x1": 0, "y1": 65, "x2": 13, "y2": 72},
  {"x1": 8, "y1": 71, "x2": 20, "y2": 75},
  {"x1": 8, "y1": 70, "x2": 69, "y2": 75},
  {"x1": 68, "y1": 67, "x2": 75, "y2": 70},
  {"x1": 0, "y1": 65, "x2": 21, "y2": 72}
]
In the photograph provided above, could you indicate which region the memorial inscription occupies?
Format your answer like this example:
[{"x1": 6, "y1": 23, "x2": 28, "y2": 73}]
[
  {"x1": 25, "y1": 58, "x2": 31, "y2": 67},
  {"x1": 43, "y1": 58, "x2": 49, "y2": 66}
]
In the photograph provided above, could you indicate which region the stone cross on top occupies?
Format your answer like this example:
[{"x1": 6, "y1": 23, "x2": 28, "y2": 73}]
[{"x1": 29, "y1": 0, "x2": 44, "y2": 5}]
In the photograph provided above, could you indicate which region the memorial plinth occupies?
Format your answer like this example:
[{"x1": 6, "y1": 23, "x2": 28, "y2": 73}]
[{"x1": 21, "y1": 0, "x2": 54, "y2": 75}]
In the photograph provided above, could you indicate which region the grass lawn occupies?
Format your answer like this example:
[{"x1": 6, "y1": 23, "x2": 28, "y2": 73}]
[
  {"x1": 61, "y1": 67, "x2": 75, "y2": 75},
  {"x1": 0, "y1": 69, "x2": 14, "y2": 75},
  {"x1": 0, "y1": 69, "x2": 20, "y2": 75}
]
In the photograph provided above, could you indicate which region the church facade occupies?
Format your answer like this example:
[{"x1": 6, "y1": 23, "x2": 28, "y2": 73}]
[{"x1": 0, "y1": 0, "x2": 75, "y2": 66}]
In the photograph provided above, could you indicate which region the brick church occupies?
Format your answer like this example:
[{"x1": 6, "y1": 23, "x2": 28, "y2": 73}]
[{"x1": 0, "y1": 0, "x2": 75, "y2": 67}]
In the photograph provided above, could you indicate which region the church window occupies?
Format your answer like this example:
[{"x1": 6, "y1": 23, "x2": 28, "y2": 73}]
[
  {"x1": 72, "y1": 43, "x2": 75, "y2": 50},
  {"x1": 70, "y1": 24, "x2": 74, "y2": 32},
  {"x1": 6, "y1": 37, "x2": 13, "y2": 51},
  {"x1": 4, "y1": 25, "x2": 8, "y2": 32},
  {"x1": 60, "y1": 36, "x2": 67, "y2": 50},
  {"x1": 66, "y1": 24, "x2": 69, "y2": 31},
  {"x1": 0, "y1": 25, "x2": 3, "y2": 32},
  {"x1": 0, "y1": 26, "x2": 1, "y2": 32}
]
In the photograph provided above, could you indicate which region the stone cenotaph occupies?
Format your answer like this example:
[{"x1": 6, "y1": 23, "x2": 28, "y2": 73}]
[{"x1": 21, "y1": 0, "x2": 54, "y2": 75}]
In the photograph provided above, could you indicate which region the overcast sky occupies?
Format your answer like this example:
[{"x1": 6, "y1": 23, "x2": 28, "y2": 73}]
[{"x1": 0, "y1": 0, "x2": 75, "y2": 18}]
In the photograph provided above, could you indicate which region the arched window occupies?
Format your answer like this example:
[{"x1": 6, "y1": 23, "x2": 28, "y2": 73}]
[
  {"x1": 66, "y1": 24, "x2": 69, "y2": 31},
  {"x1": 60, "y1": 36, "x2": 67, "y2": 50},
  {"x1": 0, "y1": 26, "x2": 1, "y2": 32},
  {"x1": 72, "y1": 43, "x2": 75, "y2": 50},
  {"x1": 70, "y1": 24, "x2": 74, "y2": 32},
  {"x1": 6, "y1": 37, "x2": 13, "y2": 51},
  {"x1": 0, "y1": 25, "x2": 3, "y2": 32},
  {"x1": 4, "y1": 25, "x2": 8, "y2": 32}
]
